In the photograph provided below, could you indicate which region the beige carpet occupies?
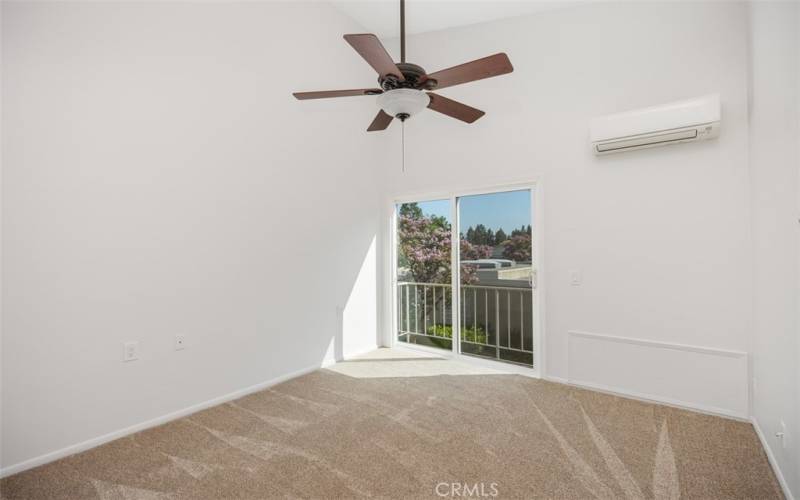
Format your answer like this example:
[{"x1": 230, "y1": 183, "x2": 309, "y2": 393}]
[{"x1": 1, "y1": 349, "x2": 783, "y2": 499}]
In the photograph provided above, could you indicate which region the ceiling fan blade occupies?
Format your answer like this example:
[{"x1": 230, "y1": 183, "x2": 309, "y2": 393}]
[
  {"x1": 344, "y1": 34, "x2": 405, "y2": 81},
  {"x1": 293, "y1": 88, "x2": 382, "y2": 100},
  {"x1": 425, "y1": 53, "x2": 513, "y2": 90},
  {"x1": 367, "y1": 110, "x2": 393, "y2": 131},
  {"x1": 427, "y1": 93, "x2": 485, "y2": 123}
]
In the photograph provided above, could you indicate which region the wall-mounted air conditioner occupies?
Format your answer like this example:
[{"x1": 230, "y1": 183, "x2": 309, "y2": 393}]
[{"x1": 590, "y1": 94, "x2": 720, "y2": 155}]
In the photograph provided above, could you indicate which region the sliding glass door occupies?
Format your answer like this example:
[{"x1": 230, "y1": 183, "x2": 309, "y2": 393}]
[
  {"x1": 458, "y1": 190, "x2": 534, "y2": 366},
  {"x1": 395, "y1": 200, "x2": 453, "y2": 351},
  {"x1": 395, "y1": 188, "x2": 536, "y2": 368}
]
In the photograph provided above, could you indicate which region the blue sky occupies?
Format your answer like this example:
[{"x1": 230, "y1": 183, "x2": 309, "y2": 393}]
[{"x1": 409, "y1": 189, "x2": 531, "y2": 233}]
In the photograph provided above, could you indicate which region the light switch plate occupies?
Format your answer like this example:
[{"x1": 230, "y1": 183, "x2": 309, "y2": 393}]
[
  {"x1": 123, "y1": 341, "x2": 139, "y2": 362},
  {"x1": 175, "y1": 334, "x2": 186, "y2": 351}
]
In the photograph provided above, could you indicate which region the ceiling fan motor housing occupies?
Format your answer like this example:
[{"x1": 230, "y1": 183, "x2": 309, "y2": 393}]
[{"x1": 381, "y1": 63, "x2": 437, "y2": 91}]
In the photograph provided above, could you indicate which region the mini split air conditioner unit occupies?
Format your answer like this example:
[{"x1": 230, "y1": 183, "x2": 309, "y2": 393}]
[{"x1": 590, "y1": 94, "x2": 720, "y2": 155}]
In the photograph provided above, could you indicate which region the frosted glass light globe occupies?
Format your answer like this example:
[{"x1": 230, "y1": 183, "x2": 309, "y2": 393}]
[{"x1": 377, "y1": 89, "x2": 430, "y2": 119}]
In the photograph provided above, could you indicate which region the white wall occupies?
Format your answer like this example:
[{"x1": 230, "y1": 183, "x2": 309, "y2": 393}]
[
  {"x1": 748, "y1": 2, "x2": 800, "y2": 497},
  {"x1": 380, "y1": 1, "x2": 753, "y2": 417},
  {"x1": 1, "y1": 1, "x2": 386, "y2": 473},
  {"x1": 3, "y1": 0, "x2": 797, "y2": 488}
]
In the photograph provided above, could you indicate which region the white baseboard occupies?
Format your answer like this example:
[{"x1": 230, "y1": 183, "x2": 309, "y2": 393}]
[
  {"x1": 752, "y1": 418, "x2": 795, "y2": 500},
  {"x1": 0, "y1": 361, "x2": 329, "y2": 479},
  {"x1": 561, "y1": 378, "x2": 748, "y2": 420},
  {"x1": 543, "y1": 374, "x2": 569, "y2": 385},
  {"x1": 544, "y1": 370, "x2": 748, "y2": 421}
]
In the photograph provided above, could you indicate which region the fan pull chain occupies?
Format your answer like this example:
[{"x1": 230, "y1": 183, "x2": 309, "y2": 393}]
[{"x1": 401, "y1": 120, "x2": 406, "y2": 172}]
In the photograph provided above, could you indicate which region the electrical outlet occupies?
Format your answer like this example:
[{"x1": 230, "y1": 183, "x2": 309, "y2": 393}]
[
  {"x1": 123, "y1": 341, "x2": 139, "y2": 362},
  {"x1": 175, "y1": 334, "x2": 186, "y2": 351}
]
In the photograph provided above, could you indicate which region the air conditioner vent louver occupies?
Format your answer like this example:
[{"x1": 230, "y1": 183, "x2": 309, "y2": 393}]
[{"x1": 590, "y1": 95, "x2": 720, "y2": 155}]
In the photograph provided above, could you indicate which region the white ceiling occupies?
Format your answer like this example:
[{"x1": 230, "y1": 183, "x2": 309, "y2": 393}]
[{"x1": 330, "y1": 0, "x2": 584, "y2": 39}]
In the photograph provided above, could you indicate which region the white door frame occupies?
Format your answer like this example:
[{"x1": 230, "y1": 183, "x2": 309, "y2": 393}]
[{"x1": 385, "y1": 180, "x2": 545, "y2": 378}]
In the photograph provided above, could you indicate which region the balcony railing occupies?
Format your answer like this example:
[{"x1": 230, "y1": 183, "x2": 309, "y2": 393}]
[{"x1": 397, "y1": 282, "x2": 534, "y2": 366}]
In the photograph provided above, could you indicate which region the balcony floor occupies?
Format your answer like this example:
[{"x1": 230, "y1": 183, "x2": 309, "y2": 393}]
[{"x1": 326, "y1": 346, "x2": 506, "y2": 378}]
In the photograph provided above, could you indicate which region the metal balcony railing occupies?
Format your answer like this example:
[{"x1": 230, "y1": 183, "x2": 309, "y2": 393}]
[{"x1": 397, "y1": 282, "x2": 534, "y2": 366}]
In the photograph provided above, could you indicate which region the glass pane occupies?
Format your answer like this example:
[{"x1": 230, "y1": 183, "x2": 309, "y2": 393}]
[
  {"x1": 458, "y1": 190, "x2": 534, "y2": 367},
  {"x1": 396, "y1": 200, "x2": 452, "y2": 351}
]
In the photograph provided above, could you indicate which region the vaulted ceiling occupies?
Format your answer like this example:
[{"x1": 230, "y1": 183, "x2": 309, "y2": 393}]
[{"x1": 330, "y1": 0, "x2": 584, "y2": 39}]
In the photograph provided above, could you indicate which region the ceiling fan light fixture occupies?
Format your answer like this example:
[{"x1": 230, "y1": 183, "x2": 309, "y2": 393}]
[
  {"x1": 377, "y1": 89, "x2": 430, "y2": 120},
  {"x1": 292, "y1": 0, "x2": 513, "y2": 132}
]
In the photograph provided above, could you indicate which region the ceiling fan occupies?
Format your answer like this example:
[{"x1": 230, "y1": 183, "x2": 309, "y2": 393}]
[{"x1": 292, "y1": 0, "x2": 514, "y2": 131}]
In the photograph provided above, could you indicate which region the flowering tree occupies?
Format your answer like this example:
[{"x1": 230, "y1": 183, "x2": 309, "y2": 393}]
[
  {"x1": 398, "y1": 214, "x2": 452, "y2": 284},
  {"x1": 397, "y1": 205, "x2": 492, "y2": 285},
  {"x1": 460, "y1": 239, "x2": 493, "y2": 261},
  {"x1": 502, "y1": 233, "x2": 532, "y2": 262}
]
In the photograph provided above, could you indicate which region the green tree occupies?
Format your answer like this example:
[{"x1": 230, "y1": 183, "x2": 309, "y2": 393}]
[
  {"x1": 429, "y1": 214, "x2": 450, "y2": 230},
  {"x1": 473, "y1": 224, "x2": 488, "y2": 245},
  {"x1": 399, "y1": 203, "x2": 423, "y2": 219},
  {"x1": 512, "y1": 225, "x2": 531, "y2": 238},
  {"x1": 495, "y1": 228, "x2": 508, "y2": 243}
]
